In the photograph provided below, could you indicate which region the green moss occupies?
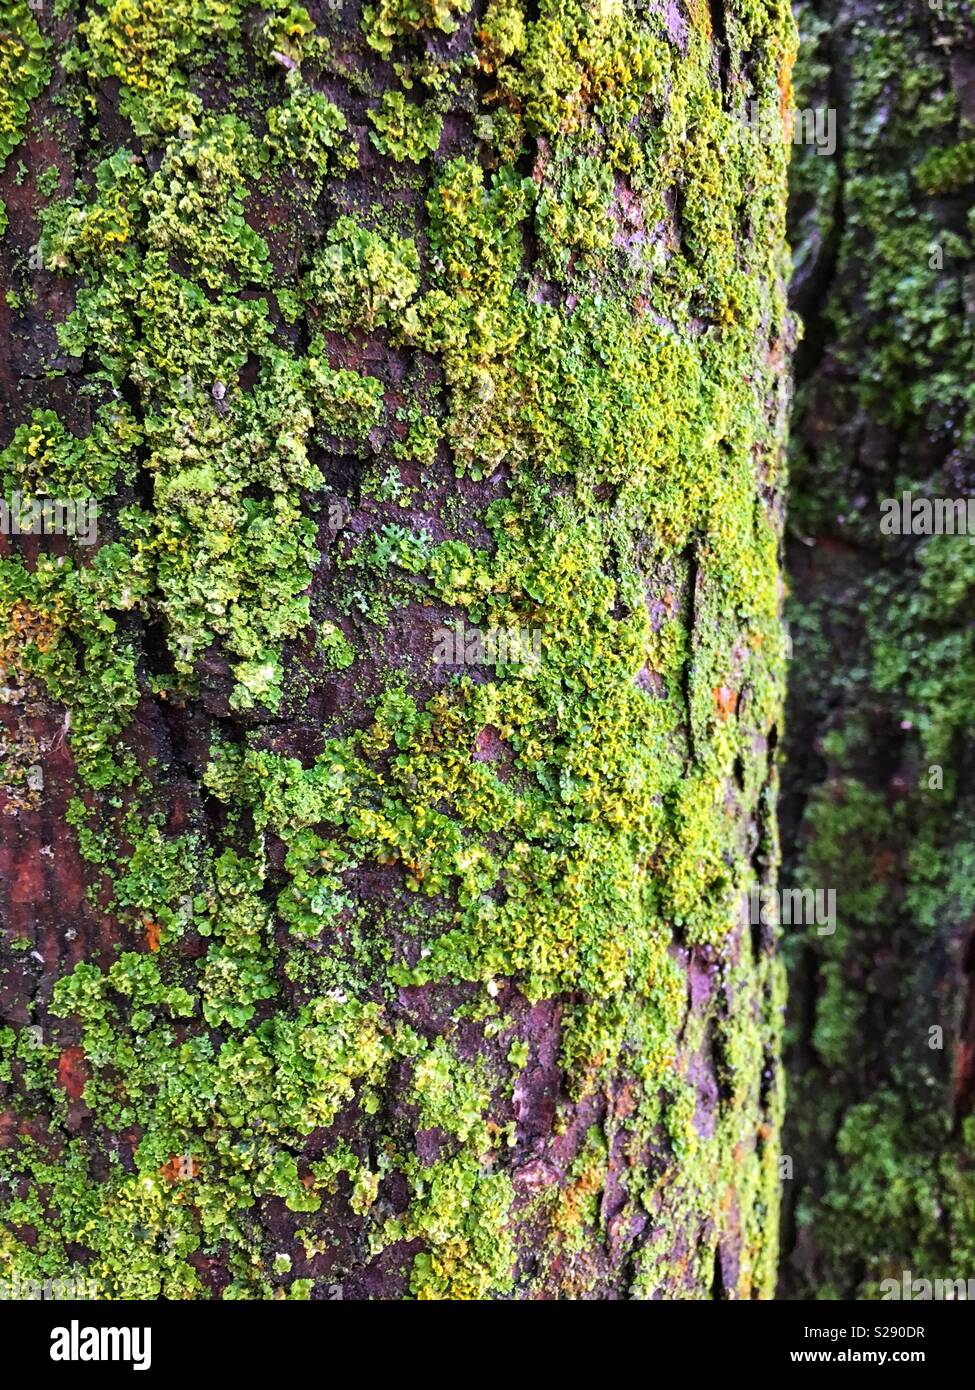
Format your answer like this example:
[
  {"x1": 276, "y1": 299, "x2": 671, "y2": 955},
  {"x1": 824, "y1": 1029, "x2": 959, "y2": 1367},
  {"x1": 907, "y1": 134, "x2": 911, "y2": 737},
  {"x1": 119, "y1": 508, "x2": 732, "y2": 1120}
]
[
  {"x1": 784, "y1": 0, "x2": 975, "y2": 1298},
  {"x1": 915, "y1": 139, "x2": 975, "y2": 196}
]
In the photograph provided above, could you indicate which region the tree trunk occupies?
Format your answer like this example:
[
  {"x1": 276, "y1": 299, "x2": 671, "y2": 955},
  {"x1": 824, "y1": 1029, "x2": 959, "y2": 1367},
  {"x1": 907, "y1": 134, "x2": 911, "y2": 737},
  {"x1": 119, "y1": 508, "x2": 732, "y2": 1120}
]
[
  {"x1": 0, "y1": 0, "x2": 795, "y2": 1299},
  {"x1": 781, "y1": 0, "x2": 975, "y2": 1299}
]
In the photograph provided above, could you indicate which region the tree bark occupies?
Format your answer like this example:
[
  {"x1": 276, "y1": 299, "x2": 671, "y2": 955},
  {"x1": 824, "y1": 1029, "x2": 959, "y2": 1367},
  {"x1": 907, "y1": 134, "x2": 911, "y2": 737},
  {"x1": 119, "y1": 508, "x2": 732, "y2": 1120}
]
[
  {"x1": 781, "y1": 0, "x2": 975, "y2": 1299},
  {"x1": 0, "y1": 0, "x2": 794, "y2": 1298}
]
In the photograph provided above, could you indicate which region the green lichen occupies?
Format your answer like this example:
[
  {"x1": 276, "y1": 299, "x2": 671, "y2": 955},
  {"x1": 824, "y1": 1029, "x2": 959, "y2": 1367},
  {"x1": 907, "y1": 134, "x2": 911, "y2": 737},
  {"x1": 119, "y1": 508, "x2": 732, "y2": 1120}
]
[
  {"x1": 1, "y1": 0, "x2": 795, "y2": 1300},
  {"x1": 363, "y1": 0, "x2": 473, "y2": 59},
  {"x1": 302, "y1": 215, "x2": 422, "y2": 333},
  {"x1": 0, "y1": 0, "x2": 51, "y2": 167},
  {"x1": 368, "y1": 90, "x2": 443, "y2": 163},
  {"x1": 265, "y1": 71, "x2": 357, "y2": 188}
]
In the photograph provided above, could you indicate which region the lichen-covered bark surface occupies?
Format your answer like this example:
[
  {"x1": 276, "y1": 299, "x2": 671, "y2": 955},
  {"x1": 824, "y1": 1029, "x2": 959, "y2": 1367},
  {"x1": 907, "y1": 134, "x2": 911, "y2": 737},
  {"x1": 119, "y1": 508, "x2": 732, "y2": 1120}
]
[
  {"x1": 0, "y1": 0, "x2": 794, "y2": 1298},
  {"x1": 781, "y1": 0, "x2": 975, "y2": 1299}
]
